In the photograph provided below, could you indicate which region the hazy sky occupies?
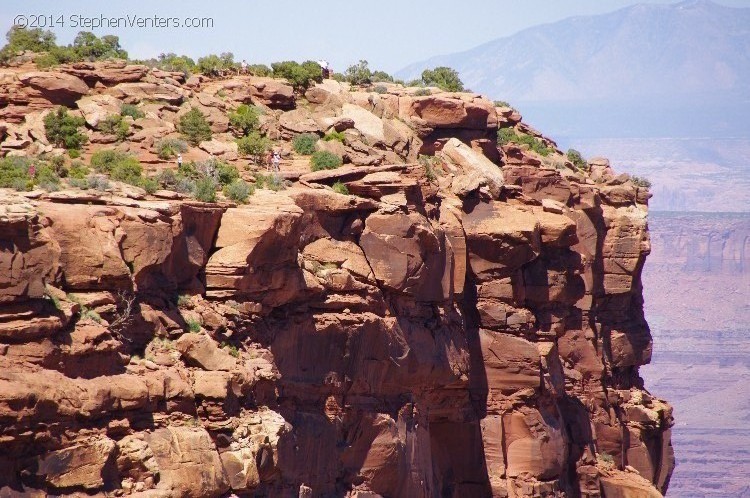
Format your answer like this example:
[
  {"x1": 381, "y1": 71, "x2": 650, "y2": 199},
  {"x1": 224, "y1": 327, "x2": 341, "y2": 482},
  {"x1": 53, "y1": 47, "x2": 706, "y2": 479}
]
[{"x1": 2, "y1": 0, "x2": 749, "y2": 72}]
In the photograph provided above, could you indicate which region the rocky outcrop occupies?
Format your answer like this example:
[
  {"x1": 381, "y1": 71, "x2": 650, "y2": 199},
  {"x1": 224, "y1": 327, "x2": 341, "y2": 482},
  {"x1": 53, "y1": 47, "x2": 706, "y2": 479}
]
[{"x1": 0, "y1": 61, "x2": 672, "y2": 498}]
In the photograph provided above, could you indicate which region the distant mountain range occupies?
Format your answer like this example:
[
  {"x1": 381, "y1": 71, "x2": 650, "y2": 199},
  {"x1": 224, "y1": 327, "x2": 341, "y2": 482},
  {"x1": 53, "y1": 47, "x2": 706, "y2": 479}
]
[{"x1": 398, "y1": 0, "x2": 750, "y2": 139}]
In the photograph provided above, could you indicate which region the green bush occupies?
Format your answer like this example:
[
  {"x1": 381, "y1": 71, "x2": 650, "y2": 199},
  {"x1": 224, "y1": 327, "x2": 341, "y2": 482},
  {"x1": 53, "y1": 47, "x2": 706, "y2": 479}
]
[
  {"x1": 344, "y1": 60, "x2": 372, "y2": 85},
  {"x1": 310, "y1": 151, "x2": 342, "y2": 171},
  {"x1": 497, "y1": 128, "x2": 553, "y2": 157},
  {"x1": 110, "y1": 157, "x2": 143, "y2": 183},
  {"x1": 90, "y1": 149, "x2": 130, "y2": 173},
  {"x1": 271, "y1": 60, "x2": 322, "y2": 89},
  {"x1": 372, "y1": 85, "x2": 388, "y2": 94},
  {"x1": 88, "y1": 175, "x2": 110, "y2": 191},
  {"x1": 567, "y1": 149, "x2": 587, "y2": 170},
  {"x1": 247, "y1": 64, "x2": 272, "y2": 77},
  {"x1": 494, "y1": 100, "x2": 512, "y2": 108},
  {"x1": 99, "y1": 114, "x2": 130, "y2": 141},
  {"x1": 155, "y1": 138, "x2": 188, "y2": 160},
  {"x1": 194, "y1": 177, "x2": 218, "y2": 202},
  {"x1": 68, "y1": 149, "x2": 81, "y2": 159},
  {"x1": 68, "y1": 177, "x2": 89, "y2": 189},
  {"x1": 254, "y1": 172, "x2": 284, "y2": 191},
  {"x1": 178, "y1": 108, "x2": 212, "y2": 145},
  {"x1": 216, "y1": 162, "x2": 239, "y2": 186},
  {"x1": 120, "y1": 103, "x2": 145, "y2": 120},
  {"x1": 157, "y1": 169, "x2": 196, "y2": 194},
  {"x1": 0, "y1": 27, "x2": 128, "y2": 67},
  {"x1": 34, "y1": 164, "x2": 61, "y2": 190},
  {"x1": 414, "y1": 88, "x2": 431, "y2": 97},
  {"x1": 223, "y1": 179, "x2": 253, "y2": 203},
  {"x1": 293, "y1": 133, "x2": 319, "y2": 155},
  {"x1": 371, "y1": 70, "x2": 394, "y2": 83},
  {"x1": 228, "y1": 104, "x2": 261, "y2": 136},
  {"x1": 332, "y1": 181, "x2": 349, "y2": 195},
  {"x1": 236, "y1": 132, "x2": 271, "y2": 161},
  {"x1": 44, "y1": 107, "x2": 87, "y2": 150},
  {"x1": 185, "y1": 318, "x2": 202, "y2": 333},
  {"x1": 0, "y1": 157, "x2": 31, "y2": 188},
  {"x1": 68, "y1": 161, "x2": 89, "y2": 179},
  {"x1": 139, "y1": 177, "x2": 159, "y2": 194},
  {"x1": 0, "y1": 26, "x2": 56, "y2": 63},
  {"x1": 631, "y1": 176, "x2": 652, "y2": 189},
  {"x1": 197, "y1": 52, "x2": 236, "y2": 76},
  {"x1": 89, "y1": 149, "x2": 148, "y2": 187},
  {"x1": 135, "y1": 53, "x2": 196, "y2": 75},
  {"x1": 420, "y1": 66, "x2": 464, "y2": 92},
  {"x1": 323, "y1": 131, "x2": 345, "y2": 143}
]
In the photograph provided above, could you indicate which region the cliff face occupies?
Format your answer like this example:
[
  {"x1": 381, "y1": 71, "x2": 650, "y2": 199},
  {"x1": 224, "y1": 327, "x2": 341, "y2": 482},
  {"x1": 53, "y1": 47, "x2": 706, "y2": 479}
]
[{"x1": 0, "y1": 62, "x2": 673, "y2": 497}]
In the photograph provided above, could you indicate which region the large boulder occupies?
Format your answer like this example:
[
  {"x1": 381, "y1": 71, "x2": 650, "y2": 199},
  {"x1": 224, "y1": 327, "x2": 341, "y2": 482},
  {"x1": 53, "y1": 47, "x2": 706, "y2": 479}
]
[
  {"x1": 463, "y1": 202, "x2": 541, "y2": 280},
  {"x1": 36, "y1": 438, "x2": 117, "y2": 490},
  {"x1": 440, "y1": 137, "x2": 504, "y2": 198},
  {"x1": 76, "y1": 94, "x2": 123, "y2": 128},
  {"x1": 19, "y1": 71, "x2": 89, "y2": 105},
  {"x1": 144, "y1": 426, "x2": 229, "y2": 498}
]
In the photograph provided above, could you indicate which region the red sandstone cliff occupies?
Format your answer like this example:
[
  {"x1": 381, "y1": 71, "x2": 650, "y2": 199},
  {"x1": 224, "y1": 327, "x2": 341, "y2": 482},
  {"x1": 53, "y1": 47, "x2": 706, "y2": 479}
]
[{"x1": 0, "y1": 61, "x2": 673, "y2": 497}]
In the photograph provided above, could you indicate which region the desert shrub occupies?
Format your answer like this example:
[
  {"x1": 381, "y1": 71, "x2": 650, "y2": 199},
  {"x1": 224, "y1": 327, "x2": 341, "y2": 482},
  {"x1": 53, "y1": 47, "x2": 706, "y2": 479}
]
[
  {"x1": 216, "y1": 162, "x2": 239, "y2": 186},
  {"x1": 323, "y1": 131, "x2": 345, "y2": 143},
  {"x1": 254, "y1": 172, "x2": 284, "y2": 191},
  {"x1": 414, "y1": 88, "x2": 431, "y2": 97},
  {"x1": 68, "y1": 177, "x2": 89, "y2": 189},
  {"x1": 236, "y1": 132, "x2": 271, "y2": 161},
  {"x1": 44, "y1": 107, "x2": 87, "y2": 150},
  {"x1": 194, "y1": 177, "x2": 218, "y2": 202},
  {"x1": 567, "y1": 149, "x2": 587, "y2": 170},
  {"x1": 371, "y1": 70, "x2": 394, "y2": 83},
  {"x1": 631, "y1": 176, "x2": 652, "y2": 189},
  {"x1": 494, "y1": 100, "x2": 512, "y2": 108},
  {"x1": 223, "y1": 343, "x2": 240, "y2": 358},
  {"x1": 185, "y1": 318, "x2": 202, "y2": 332},
  {"x1": 158, "y1": 169, "x2": 196, "y2": 194},
  {"x1": 344, "y1": 60, "x2": 372, "y2": 85},
  {"x1": 419, "y1": 155, "x2": 441, "y2": 181},
  {"x1": 223, "y1": 179, "x2": 253, "y2": 203},
  {"x1": 332, "y1": 181, "x2": 349, "y2": 195},
  {"x1": 68, "y1": 161, "x2": 89, "y2": 179},
  {"x1": 310, "y1": 151, "x2": 342, "y2": 171},
  {"x1": 137, "y1": 53, "x2": 196, "y2": 75},
  {"x1": 197, "y1": 52, "x2": 236, "y2": 76},
  {"x1": 497, "y1": 128, "x2": 553, "y2": 156},
  {"x1": 88, "y1": 175, "x2": 110, "y2": 191},
  {"x1": 120, "y1": 103, "x2": 145, "y2": 120},
  {"x1": 155, "y1": 137, "x2": 188, "y2": 160},
  {"x1": 247, "y1": 64, "x2": 272, "y2": 77},
  {"x1": 228, "y1": 104, "x2": 261, "y2": 136},
  {"x1": 0, "y1": 26, "x2": 56, "y2": 63},
  {"x1": 271, "y1": 60, "x2": 322, "y2": 89},
  {"x1": 140, "y1": 177, "x2": 159, "y2": 194},
  {"x1": 420, "y1": 66, "x2": 464, "y2": 92},
  {"x1": 110, "y1": 157, "x2": 143, "y2": 183},
  {"x1": 68, "y1": 149, "x2": 81, "y2": 159},
  {"x1": 178, "y1": 108, "x2": 212, "y2": 145},
  {"x1": 99, "y1": 114, "x2": 130, "y2": 141},
  {"x1": 34, "y1": 164, "x2": 61, "y2": 190},
  {"x1": 0, "y1": 157, "x2": 31, "y2": 188},
  {"x1": 90, "y1": 149, "x2": 130, "y2": 173},
  {"x1": 48, "y1": 155, "x2": 67, "y2": 177},
  {"x1": 293, "y1": 133, "x2": 319, "y2": 155},
  {"x1": 372, "y1": 85, "x2": 388, "y2": 94}
]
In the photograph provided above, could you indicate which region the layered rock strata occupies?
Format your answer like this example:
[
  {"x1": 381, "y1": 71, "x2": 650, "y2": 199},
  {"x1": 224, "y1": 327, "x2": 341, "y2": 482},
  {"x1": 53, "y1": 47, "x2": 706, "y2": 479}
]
[{"x1": 0, "y1": 61, "x2": 672, "y2": 497}]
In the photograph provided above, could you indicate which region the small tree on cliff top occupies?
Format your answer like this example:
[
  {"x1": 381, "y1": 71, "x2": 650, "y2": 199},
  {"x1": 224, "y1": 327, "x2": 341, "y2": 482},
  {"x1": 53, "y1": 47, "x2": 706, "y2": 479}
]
[{"x1": 421, "y1": 66, "x2": 464, "y2": 92}]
